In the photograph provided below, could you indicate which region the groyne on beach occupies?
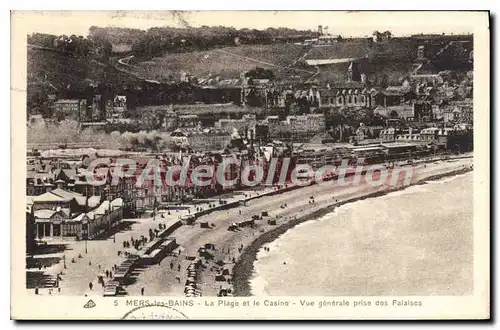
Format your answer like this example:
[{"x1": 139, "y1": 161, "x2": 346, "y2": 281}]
[{"x1": 232, "y1": 165, "x2": 473, "y2": 297}]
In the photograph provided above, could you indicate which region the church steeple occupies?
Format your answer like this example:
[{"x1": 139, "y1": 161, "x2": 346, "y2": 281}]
[
  {"x1": 347, "y1": 62, "x2": 354, "y2": 82},
  {"x1": 347, "y1": 61, "x2": 362, "y2": 82}
]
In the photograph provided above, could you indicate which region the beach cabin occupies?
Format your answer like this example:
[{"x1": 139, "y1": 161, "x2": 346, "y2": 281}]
[
  {"x1": 103, "y1": 281, "x2": 123, "y2": 297},
  {"x1": 181, "y1": 214, "x2": 196, "y2": 225},
  {"x1": 148, "y1": 249, "x2": 164, "y2": 264},
  {"x1": 160, "y1": 237, "x2": 177, "y2": 254},
  {"x1": 204, "y1": 243, "x2": 216, "y2": 250},
  {"x1": 113, "y1": 267, "x2": 132, "y2": 284},
  {"x1": 198, "y1": 247, "x2": 214, "y2": 260},
  {"x1": 215, "y1": 274, "x2": 226, "y2": 282},
  {"x1": 228, "y1": 224, "x2": 239, "y2": 231},
  {"x1": 238, "y1": 219, "x2": 255, "y2": 228}
]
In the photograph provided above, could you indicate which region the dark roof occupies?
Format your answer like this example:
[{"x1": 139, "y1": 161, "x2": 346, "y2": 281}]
[
  {"x1": 383, "y1": 86, "x2": 412, "y2": 96},
  {"x1": 328, "y1": 81, "x2": 365, "y2": 89}
]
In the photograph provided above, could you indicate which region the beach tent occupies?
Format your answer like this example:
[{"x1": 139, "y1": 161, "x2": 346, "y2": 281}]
[
  {"x1": 204, "y1": 243, "x2": 216, "y2": 250},
  {"x1": 215, "y1": 274, "x2": 226, "y2": 281}
]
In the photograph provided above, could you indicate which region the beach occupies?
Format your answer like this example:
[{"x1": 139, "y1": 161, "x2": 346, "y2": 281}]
[
  {"x1": 32, "y1": 156, "x2": 473, "y2": 297},
  {"x1": 246, "y1": 171, "x2": 473, "y2": 296},
  {"x1": 122, "y1": 156, "x2": 473, "y2": 297}
]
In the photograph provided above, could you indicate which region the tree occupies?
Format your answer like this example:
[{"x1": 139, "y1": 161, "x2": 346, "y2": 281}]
[{"x1": 245, "y1": 67, "x2": 275, "y2": 80}]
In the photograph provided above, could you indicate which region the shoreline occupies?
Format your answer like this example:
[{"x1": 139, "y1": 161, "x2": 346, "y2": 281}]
[
  {"x1": 232, "y1": 166, "x2": 473, "y2": 297},
  {"x1": 42, "y1": 155, "x2": 473, "y2": 296}
]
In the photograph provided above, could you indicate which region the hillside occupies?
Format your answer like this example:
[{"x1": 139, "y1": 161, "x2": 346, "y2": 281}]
[
  {"x1": 28, "y1": 34, "x2": 473, "y2": 114},
  {"x1": 123, "y1": 38, "x2": 427, "y2": 83},
  {"x1": 27, "y1": 46, "x2": 141, "y2": 113},
  {"x1": 123, "y1": 43, "x2": 313, "y2": 81}
]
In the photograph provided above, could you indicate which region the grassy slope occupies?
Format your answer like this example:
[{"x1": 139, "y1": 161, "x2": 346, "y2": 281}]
[
  {"x1": 126, "y1": 40, "x2": 420, "y2": 83},
  {"x1": 127, "y1": 44, "x2": 311, "y2": 80}
]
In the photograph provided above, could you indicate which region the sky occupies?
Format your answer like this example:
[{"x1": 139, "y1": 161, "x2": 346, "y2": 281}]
[{"x1": 15, "y1": 11, "x2": 478, "y2": 38}]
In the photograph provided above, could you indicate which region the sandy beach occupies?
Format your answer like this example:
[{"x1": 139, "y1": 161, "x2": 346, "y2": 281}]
[{"x1": 121, "y1": 155, "x2": 473, "y2": 297}]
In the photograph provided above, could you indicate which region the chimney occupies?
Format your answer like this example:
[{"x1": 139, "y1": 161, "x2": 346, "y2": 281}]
[{"x1": 318, "y1": 25, "x2": 323, "y2": 35}]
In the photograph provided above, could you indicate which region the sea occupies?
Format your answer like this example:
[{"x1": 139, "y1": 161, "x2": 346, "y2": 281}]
[{"x1": 250, "y1": 172, "x2": 473, "y2": 296}]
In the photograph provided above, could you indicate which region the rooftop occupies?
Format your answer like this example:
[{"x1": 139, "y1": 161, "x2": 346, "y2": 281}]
[{"x1": 54, "y1": 99, "x2": 83, "y2": 104}]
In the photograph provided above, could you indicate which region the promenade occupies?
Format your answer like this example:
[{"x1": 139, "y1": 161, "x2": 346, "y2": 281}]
[
  {"x1": 28, "y1": 186, "x2": 280, "y2": 296},
  {"x1": 125, "y1": 157, "x2": 474, "y2": 297},
  {"x1": 28, "y1": 155, "x2": 473, "y2": 297}
]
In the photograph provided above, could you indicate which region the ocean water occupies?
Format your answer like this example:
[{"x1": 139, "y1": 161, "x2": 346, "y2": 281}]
[{"x1": 250, "y1": 172, "x2": 473, "y2": 296}]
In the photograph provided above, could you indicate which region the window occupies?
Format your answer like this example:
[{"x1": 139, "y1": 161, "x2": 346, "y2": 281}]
[{"x1": 62, "y1": 223, "x2": 81, "y2": 236}]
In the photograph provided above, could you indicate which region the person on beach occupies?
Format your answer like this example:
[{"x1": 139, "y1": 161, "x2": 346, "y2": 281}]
[
  {"x1": 89, "y1": 282, "x2": 93, "y2": 291},
  {"x1": 178, "y1": 264, "x2": 181, "y2": 272},
  {"x1": 170, "y1": 262, "x2": 174, "y2": 270},
  {"x1": 141, "y1": 287, "x2": 145, "y2": 296}
]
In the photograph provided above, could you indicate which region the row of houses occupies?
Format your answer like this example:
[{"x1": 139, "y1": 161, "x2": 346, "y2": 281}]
[
  {"x1": 27, "y1": 149, "x2": 281, "y2": 207},
  {"x1": 372, "y1": 97, "x2": 473, "y2": 124},
  {"x1": 357, "y1": 125, "x2": 473, "y2": 149}
]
